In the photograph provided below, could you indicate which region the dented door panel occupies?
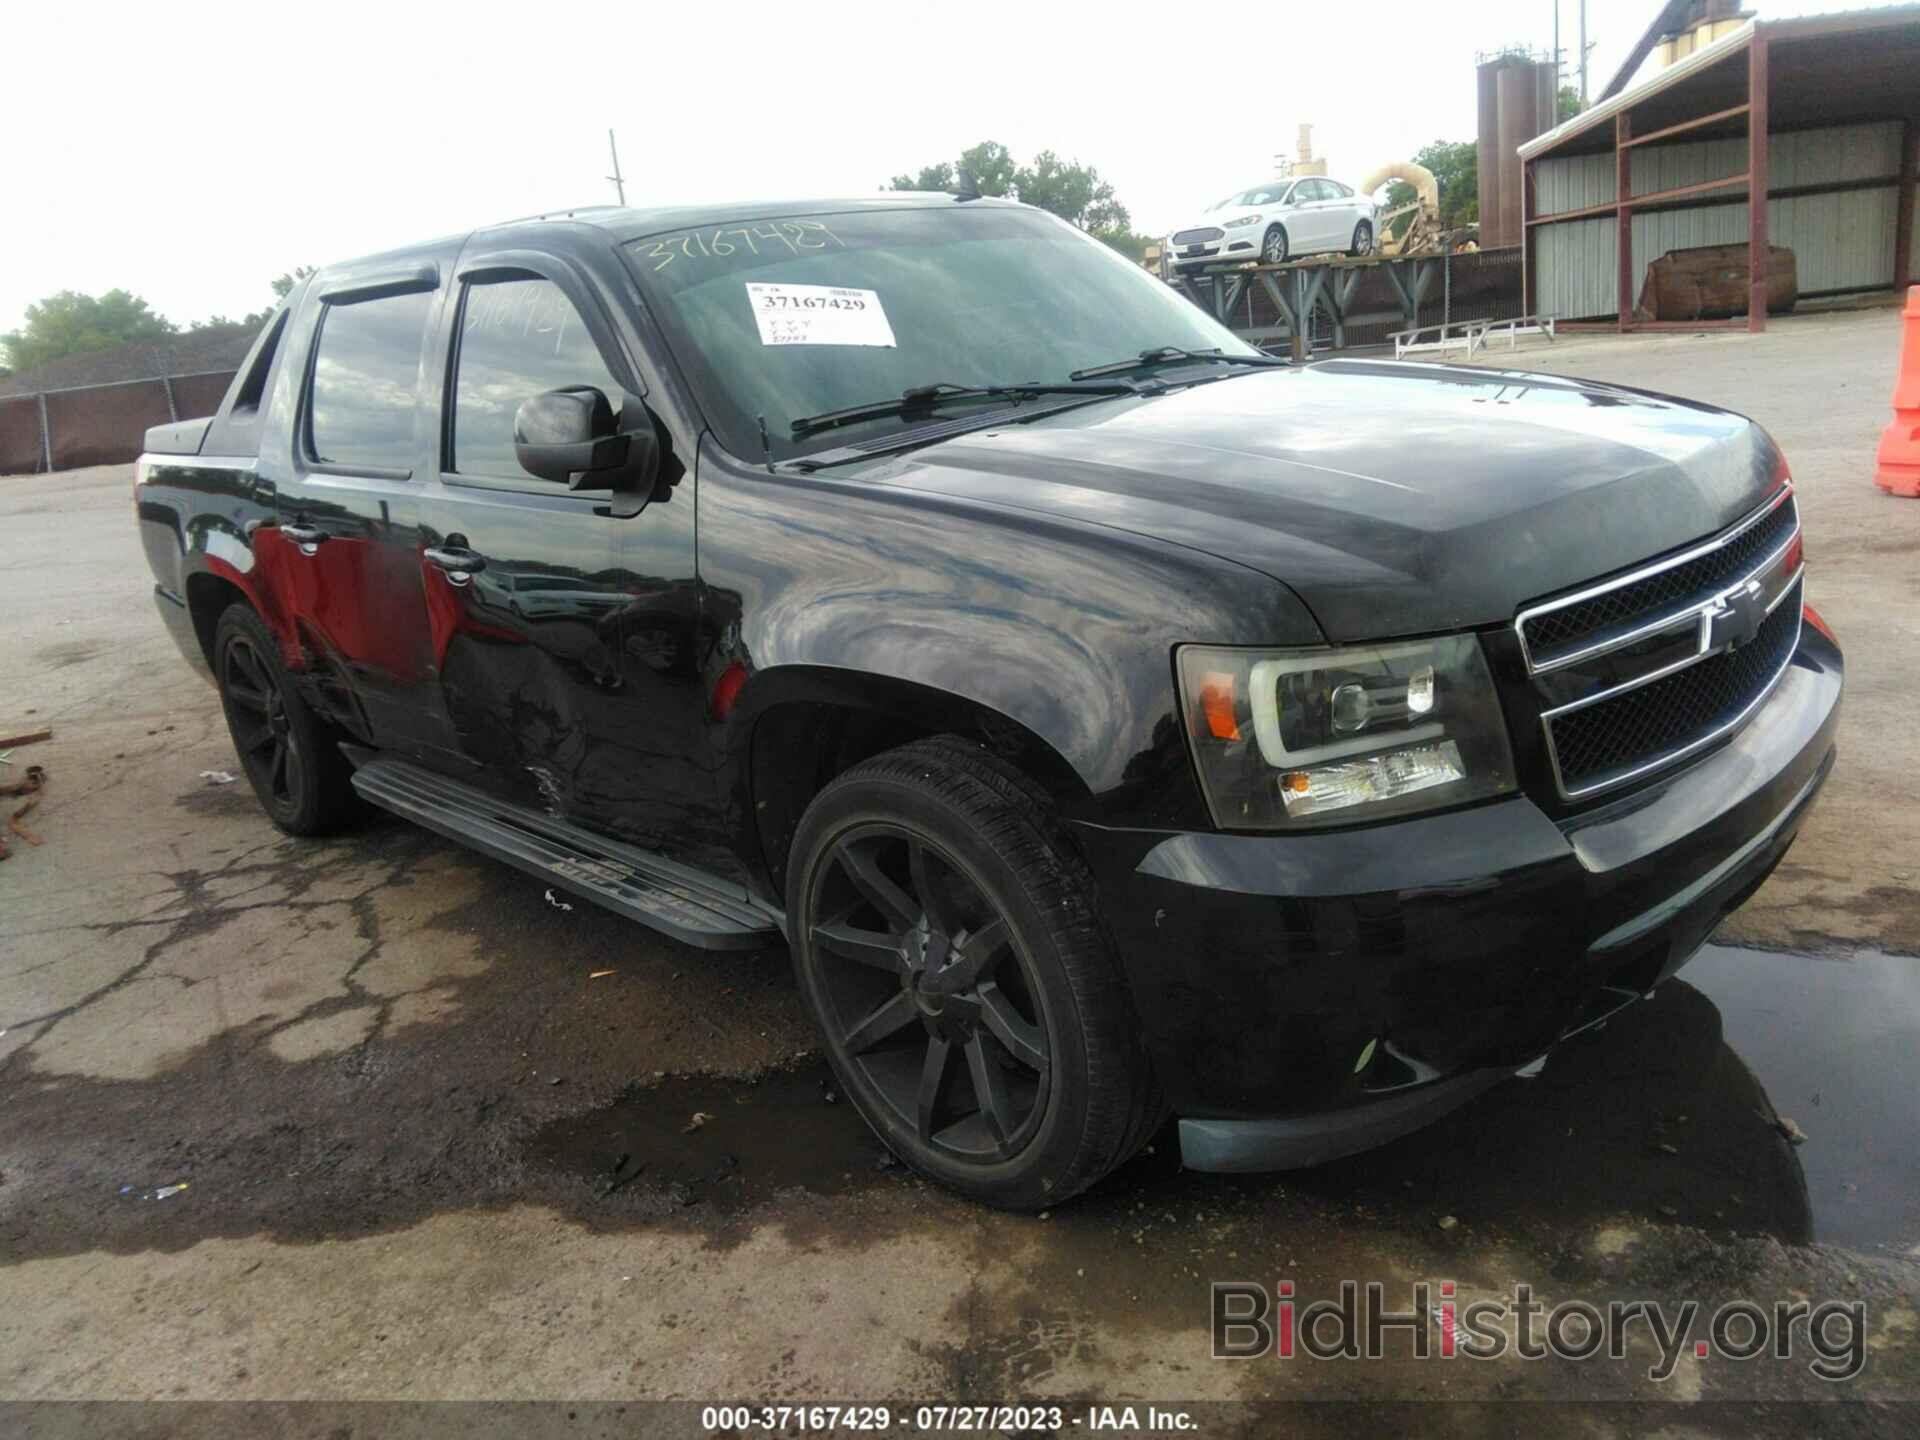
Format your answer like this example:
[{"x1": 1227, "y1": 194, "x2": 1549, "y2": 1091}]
[{"x1": 414, "y1": 253, "x2": 722, "y2": 870}]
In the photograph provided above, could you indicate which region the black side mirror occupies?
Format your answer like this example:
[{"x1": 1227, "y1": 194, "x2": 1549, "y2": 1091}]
[{"x1": 513, "y1": 386, "x2": 660, "y2": 518}]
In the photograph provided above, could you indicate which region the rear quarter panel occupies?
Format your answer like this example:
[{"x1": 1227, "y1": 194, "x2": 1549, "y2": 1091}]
[{"x1": 137, "y1": 455, "x2": 292, "y2": 670}]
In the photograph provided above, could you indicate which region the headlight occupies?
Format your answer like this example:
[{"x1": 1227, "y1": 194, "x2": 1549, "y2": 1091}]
[
  {"x1": 1177, "y1": 636, "x2": 1516, "y2": 829},
  {"x1": 1222, "y1": 215, "x2": 1261, "y2": 228}
]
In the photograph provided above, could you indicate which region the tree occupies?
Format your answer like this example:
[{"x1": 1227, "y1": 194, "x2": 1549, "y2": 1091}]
[
  {"x1": 270, "y1": 267, "x2": 315, "y2": 300},
  {"x1": 1, "y1": 289, "x2": 177, "y2": 374},
  {"x1": 1557, "y1": 84, "x2": 1582, "y2": 122},
  {"x1": 1095, "y1": 227, "x2": 1158, "y2": 264},
  {"x1": 1380, "y1": 138, "x2": 1479, "y2": 235},
  {"x1": 889, "y1": 141, "x2": 1016, "y2": 198},
  {"x1": 889, "y1": 161, "x2": 955, "y2": 193},
  {"x1": 886, "y1": 142, "x2": 1143, "y2": 260}
]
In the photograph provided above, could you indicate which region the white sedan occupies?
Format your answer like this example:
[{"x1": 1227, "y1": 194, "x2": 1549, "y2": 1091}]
[{"x1": 1166, "y1": 178, "x2": 1377, "y2": 271}]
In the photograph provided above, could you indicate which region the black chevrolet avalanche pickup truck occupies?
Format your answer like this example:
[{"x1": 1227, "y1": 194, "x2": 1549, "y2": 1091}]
[{"x1": 136, "y1": 195, "x2": 1841, "y2": 1208}]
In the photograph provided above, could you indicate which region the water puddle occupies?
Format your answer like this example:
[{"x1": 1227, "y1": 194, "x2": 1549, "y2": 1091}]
[
  {"x1": 1683, "y1": 942, "x2": 1920, "y2": 1251},
  {"x1": 525, "y1": 948, "x2": 1918, "y2": 1256},
  {"x1": 1278, "y1": 942, "x2": 1920, "y2": 1255},
  {"x1": 528, "y1": 1062, "x2": 891, "y2": 1212}
]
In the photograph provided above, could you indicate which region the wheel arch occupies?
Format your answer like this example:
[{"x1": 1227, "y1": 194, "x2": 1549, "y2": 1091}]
[
  {"x1": 185, "y1": 571, "x2": 253, "y2": 670},
  {"x1": 729, "y1": 666, "x2": 1094, "y2": 899}
]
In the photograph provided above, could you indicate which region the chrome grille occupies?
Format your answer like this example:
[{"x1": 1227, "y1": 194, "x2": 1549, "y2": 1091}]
[
  {"x1": 1546, "y1": 578, "x2": 1800, "y2": 792},
  {"x1": 1521, "y1": 496, "x2": 1799, "y2": 667},
  {"x1": 1516, "y1": 489, "x2": 1804, "y2": 800}
]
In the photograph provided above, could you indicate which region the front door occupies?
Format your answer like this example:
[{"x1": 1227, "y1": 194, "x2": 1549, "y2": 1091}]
[
  {"x1": 265, "y1": 265, "x2": 462, "y2": 765},
  {"x1": 1294, "y1": 178, "x2": 1335, "y2": 251},
  {"x1": 416, "y1": 252, "x2": 714, "y2": 863}
]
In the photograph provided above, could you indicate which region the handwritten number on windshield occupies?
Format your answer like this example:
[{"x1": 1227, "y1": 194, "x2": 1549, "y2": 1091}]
[{"x1": 645, "y1": 221, "x2": 845, "y2": 272}]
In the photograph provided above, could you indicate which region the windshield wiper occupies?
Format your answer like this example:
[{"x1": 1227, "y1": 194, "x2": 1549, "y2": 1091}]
[
  {"x1": 1068, "y1": 346, "x2": 1287, "y2": 381},
  {"x1": 789, "y1": 380, "x2": 1134, "y2": 440}
]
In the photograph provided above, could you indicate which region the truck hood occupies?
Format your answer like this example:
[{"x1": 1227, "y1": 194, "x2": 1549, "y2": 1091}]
[{"x1": 883, "y1": 359, "x2": 1781, "y2": 641}]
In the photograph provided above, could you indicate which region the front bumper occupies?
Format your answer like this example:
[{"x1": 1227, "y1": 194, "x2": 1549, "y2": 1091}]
[
  {"x1": 1169, "y1": 234, "x2": 1260, "y2": 268},
  {"x1": 1077, "y1": 624, "x2": 1842, "y2": 1172}
]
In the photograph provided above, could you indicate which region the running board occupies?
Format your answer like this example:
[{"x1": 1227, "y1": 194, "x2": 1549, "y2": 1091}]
[{"x1": 347, "y1": 754, "x2": 782, "y2": 951}]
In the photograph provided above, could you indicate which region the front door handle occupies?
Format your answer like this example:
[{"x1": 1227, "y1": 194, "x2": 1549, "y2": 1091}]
[
  {"x1": 424, "y1": 545, "x2": 487, "y2": 575},
  {"x1": 280, "y1": 521, "x2": 330, "y2": 547}
]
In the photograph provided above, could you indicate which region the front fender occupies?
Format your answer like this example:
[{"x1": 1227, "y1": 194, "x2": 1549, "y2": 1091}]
[{"x1": 695, "y1": 441, "x2": 1321, "y2": 832}]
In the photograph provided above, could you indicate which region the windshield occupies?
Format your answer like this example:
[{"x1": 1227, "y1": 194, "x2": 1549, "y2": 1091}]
[
  {"x1": 1207, "y1": 185, "x2": 1288, "y2": 211},
  {"x1": 626, "y1": 205, "x2": 1257, "y2": 460}
]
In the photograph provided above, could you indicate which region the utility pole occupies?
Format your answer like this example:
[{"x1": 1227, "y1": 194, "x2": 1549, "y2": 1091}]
[
  {"x1": 1553, "y1": 0, "x2": 1562, "y2": 109},
  {"x1": 607, "y1": 129, "x2": 627, "y2": 207},
  {"x1": 1578, "y1": 0, "x2": 1589, "y2": 106}
]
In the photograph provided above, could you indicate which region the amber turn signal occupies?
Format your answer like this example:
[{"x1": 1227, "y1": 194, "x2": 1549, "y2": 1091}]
[{"x1": 1803, "y1": 601, "x2": 1838, "y2": 644}]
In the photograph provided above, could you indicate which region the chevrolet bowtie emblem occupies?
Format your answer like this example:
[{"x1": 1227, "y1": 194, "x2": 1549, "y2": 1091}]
[{"x1": 1704, "y1": 578, "x2": 1767, "y2": 652}]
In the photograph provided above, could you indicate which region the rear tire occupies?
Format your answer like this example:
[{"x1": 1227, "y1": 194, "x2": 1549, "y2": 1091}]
[
  {"x1": 1350, "y1": 220, "x2": 1375, "y2": 257},
  {"x1": 213, "y1": 603, "x2": 361, "y2": 836},
  {"x1": 787, "y1": 737, "x2": 1165, "y2": 1210}
]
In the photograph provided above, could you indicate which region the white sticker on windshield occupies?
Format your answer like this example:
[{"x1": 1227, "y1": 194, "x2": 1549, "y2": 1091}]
[{"x1": 747, "y1": 283, "x2": 896, "y2": 348}]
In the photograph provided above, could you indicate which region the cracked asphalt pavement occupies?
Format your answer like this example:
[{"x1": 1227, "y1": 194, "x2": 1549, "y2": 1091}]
[{"x1": 2, "y1": 308, "x2": 1917, "y2": 1431}]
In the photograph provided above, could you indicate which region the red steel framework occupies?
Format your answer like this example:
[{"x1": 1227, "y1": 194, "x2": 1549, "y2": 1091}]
[{"x1": 1522, "y1": 10, "x2": 1920, "y2": 335}]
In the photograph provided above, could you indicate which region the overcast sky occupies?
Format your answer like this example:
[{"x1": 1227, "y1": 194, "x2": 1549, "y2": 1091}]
[{"x1": 3, "y1": 0, "x2": 1885, "y2": 340}]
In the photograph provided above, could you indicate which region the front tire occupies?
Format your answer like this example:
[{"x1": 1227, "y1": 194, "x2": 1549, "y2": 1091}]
[
  {"x1": 787, "y1": 738, "x2": 1164, "y2": 1210},
  {"x1": 1261, "y1": 225, "x2": 1290, "y2": 265},
  {"x1": 213, "y1": 603, "x2": 360, "y2": 836}
]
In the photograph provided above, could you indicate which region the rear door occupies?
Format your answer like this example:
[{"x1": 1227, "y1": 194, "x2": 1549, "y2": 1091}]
[
  {"x1": 416, "y1": 244, "x2": 709, "y2": 855},
  {"x1": 264, "y1": 259, "x2": 463, "y2": 764},
  {"x1": 1323, "y1": 180, "x2": 1361, "y2": 248}
]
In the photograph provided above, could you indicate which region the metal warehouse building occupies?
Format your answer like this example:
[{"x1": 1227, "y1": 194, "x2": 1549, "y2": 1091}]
[{"x1": 1521, "y1": 4, "x2": 1920, "y2": 330}]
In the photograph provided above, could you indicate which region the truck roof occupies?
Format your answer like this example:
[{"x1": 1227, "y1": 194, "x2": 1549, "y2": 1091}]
[
  {"x1": 477, "y1": 192, "x2": 1020, "y2": 243},
  {"x1": 308, "y1": 193, "x2": 1024, "y2": 289}
]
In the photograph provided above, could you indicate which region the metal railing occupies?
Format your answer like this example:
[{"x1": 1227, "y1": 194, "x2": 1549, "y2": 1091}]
[
  {"x1": 1166, "y1": 246, "x2": 1526, "y2": 358},
  {"x1": 1391, "y1": 315, "x2": 1558, "y2": 359}
]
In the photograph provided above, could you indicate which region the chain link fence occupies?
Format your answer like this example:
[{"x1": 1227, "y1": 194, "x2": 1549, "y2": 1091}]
[{"x1": 0, "y1": 369, "x2": 237, "y2": 475}]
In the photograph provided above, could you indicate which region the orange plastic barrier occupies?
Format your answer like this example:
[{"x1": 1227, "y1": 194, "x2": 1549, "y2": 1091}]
[{"x1": 1875, "y1": 285, "x2": 1920, "y2": 497}]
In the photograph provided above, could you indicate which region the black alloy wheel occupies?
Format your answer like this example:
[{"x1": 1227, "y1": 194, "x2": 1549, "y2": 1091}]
[
  {"x1": 788, "y1": 737, "x2": 1166, "y2": 1209},
  {"x1": 807, "y1": 823, "x2": 1050, "y2": 1161},
  {"x1": 213, "y1": 602, "x2": 360, "y2": 836},
  {"x1": 223, "y1": 632, "x2": 304, "y2": 813}
]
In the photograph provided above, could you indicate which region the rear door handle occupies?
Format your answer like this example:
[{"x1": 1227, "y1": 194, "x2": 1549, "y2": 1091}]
[
  {"x1": 424, "y1": 545, "x2": 487, "y2": 575},
  {"x1": 280, "y1": 521, "x2": 330, "y2": 546}
]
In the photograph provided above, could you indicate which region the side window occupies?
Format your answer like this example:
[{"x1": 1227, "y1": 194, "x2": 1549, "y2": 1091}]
[
  {"x1": 232, "y1": 309, "x2": 289, "y2": 417},
  {"x1": 1329, "y1": 181, "x2": 1354, "y2": 199},
  {"x1": 308, "y1": 290, "x2": 434, "y2": 472},
  {"x1": 451, "y1": 277, "x2": 623, "y2": 482}
]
